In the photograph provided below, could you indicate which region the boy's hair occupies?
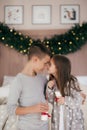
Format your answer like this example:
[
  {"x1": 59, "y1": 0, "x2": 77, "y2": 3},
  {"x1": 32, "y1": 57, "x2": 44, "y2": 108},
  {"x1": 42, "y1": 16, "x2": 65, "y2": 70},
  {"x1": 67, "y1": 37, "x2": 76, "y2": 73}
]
[{"x1": 28, "y1": 43, "x2": 51, "y2": 60}]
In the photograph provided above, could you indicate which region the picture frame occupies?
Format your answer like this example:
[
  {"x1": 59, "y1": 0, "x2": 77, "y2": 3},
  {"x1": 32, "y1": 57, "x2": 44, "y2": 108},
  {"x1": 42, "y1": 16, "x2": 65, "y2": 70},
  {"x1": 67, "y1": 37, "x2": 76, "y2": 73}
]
[
  {"x1": 60, "y1": 5, "x2": 80, "y2": 24},
  {"x1": 4, "y1": 5, "x2": 24, "y2": 24},
  {"x1": 32, "y1": 5, "x2": 51, "y2": 24}
]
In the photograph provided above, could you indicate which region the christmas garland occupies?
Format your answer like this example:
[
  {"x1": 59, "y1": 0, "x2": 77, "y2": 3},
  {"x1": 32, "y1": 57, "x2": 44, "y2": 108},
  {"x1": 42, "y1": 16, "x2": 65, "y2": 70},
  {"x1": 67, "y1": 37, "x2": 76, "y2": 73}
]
[{"x1": 0, "y1": 22, "x2": 87, "y2": 55}]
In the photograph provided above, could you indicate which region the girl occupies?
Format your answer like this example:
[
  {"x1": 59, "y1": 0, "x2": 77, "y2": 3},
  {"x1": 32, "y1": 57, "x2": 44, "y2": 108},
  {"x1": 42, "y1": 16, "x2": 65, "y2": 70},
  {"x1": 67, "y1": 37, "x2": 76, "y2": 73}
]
[{"x1": 46, "y1": 55, "x2": 84, "y2": 130}]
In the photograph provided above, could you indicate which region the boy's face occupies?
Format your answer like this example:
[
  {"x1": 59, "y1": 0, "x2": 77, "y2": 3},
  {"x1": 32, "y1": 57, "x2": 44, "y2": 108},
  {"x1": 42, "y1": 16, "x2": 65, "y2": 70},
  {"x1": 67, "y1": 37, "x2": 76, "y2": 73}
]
[{"x1": 34, "y1": 55, "x2": 50, "y2": 73}]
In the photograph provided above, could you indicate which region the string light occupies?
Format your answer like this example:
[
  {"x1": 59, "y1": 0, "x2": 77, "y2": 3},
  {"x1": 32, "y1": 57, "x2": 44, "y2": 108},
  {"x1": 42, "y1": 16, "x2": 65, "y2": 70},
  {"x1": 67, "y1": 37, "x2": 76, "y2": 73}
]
[
  {"x1": 82, "y1": 37, "x2": 84, "y2": 40},
  {"x1": 64, "y1": 40, "x2": 67, "y2": 43},
  {"x1": 47, "y1": 41, "x2": 49, "y2": 44},
  {"x1": 19, "y1": 32, "x2": 22, "y2": 35},
  {"x1": 58, "y1": 42, "x2": 61, "y2": 45},
  {"x1": 69, "y1": 48, "x2": 72, "y2": 51},
  {"x1": 58, "y1": 47, "x2": 61, "y2": 50},
  {"x1": 46, "y1": 45, "x2": 49, "y2": 48},
  {"x1": 69, "y1": 41, "x2": 72, "y2": 45},
  {"x1": 2, "y1": 37, "x2": 5, "y2": 40},
  {"x1": 20, "y1": 51, "x2": 23, "y2": 53},
  {"x1": 73, "y1": 33, "x2": 75, "y2": 35},
  {"x1": 76, "y1": 37, "x2": 79, "y2": 40},
  {"x1": 28, "y1": 47, "x2": 30, "y2": 50},
  {"x1": 5, "y1": 44, "x2": 8, "y2": 47},
  {"x1": 20, "y1": 37, "x2": 23, "y2": 40},
  {"x1": 29, "y1": 43, "x2": 32, "y2": 46},
  {"x1": 26, "y1": 36, "x2": 28, "y2": 38},
  {"x1": 10, "y1": 45, "x2": 13, "y2": 48},
  {"x1": 41, "y1": 40, "x2": 43, "y2": 43},
  {"x1": 14, "y1": 32, "x2": 17, "y2": 35},
  {"x1": 52, "y1": 52, "x2": 55, "y2": 55},
  {"x1": 23, "y1": 50, "x2": 27, "y2": 53},
  {"x1": 10, "y1": 29, "x2": 13, "y2": 32},
  {"x1": 20, "y1": 46, "x2": 23, "y2": 48},
  {"x1": 51, "y1": 47, "x2": 53, "y2": 49}
]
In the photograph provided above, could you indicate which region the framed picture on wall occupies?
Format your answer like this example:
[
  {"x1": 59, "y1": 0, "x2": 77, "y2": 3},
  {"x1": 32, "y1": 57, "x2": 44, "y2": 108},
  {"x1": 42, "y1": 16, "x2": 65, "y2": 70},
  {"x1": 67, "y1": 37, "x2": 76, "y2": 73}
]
[
  {"x1": 60, "y1": 5, "x2": 80, "y2": 24},
  {"x1": 32, "y1": 5, "x2": 51, "y2": 24},
  {"x1": 4, "y1": 5, "x2": 24, "y2": 24}
]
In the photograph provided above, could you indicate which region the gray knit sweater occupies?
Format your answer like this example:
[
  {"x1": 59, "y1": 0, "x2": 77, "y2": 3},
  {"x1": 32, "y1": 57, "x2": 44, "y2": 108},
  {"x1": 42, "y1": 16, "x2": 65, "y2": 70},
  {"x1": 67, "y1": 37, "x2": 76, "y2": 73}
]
[{"x1": 7, "y1": 73, "x2": 48, "y2": 130}]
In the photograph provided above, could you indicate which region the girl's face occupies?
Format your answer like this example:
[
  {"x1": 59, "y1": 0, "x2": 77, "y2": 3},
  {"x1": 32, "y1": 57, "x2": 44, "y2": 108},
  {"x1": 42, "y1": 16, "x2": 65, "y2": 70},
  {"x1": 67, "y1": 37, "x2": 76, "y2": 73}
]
[{"x1": 48, "y1": 58, "x2": 57, "y2": 76}]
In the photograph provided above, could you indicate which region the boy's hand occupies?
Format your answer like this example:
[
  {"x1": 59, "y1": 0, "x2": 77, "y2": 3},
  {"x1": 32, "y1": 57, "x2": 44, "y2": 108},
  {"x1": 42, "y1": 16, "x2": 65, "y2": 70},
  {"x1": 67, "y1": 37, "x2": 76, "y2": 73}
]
[
  {"x1": 34, "y1": 103, "x2": 49, "y2": 113},
  {"x1": 47, "y1": 80, "x2": 55, "y2": 89},
  {"x1": 57, "y1": 97, "x2": 65, "y2": 105}
]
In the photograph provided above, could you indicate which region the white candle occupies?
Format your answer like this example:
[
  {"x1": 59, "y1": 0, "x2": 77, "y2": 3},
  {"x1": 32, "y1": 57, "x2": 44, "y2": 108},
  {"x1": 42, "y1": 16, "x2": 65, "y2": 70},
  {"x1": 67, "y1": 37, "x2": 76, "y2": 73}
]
[{"x1": 55, "y1": 91, "x2": 61, "y2": 97}]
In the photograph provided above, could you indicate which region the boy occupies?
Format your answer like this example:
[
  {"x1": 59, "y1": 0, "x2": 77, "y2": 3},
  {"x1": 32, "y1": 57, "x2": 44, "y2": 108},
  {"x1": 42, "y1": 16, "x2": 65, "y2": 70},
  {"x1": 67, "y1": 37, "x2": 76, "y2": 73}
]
[{"x1": 7, "y1": 43, "x2": 51, "y2": 130}]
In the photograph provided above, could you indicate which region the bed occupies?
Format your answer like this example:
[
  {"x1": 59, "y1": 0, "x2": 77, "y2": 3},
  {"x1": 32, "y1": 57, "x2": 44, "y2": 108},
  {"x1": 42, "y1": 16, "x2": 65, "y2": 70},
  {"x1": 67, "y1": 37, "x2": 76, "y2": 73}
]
[{"x1": 0, "y1": 75, "x2": 87, "y2": 130}]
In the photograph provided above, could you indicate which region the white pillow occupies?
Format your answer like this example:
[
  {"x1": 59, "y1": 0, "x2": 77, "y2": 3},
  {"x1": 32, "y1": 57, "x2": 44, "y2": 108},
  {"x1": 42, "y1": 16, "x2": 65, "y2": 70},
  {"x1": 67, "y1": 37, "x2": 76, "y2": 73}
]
[
  {"x1": 0, "y1": 87, "x2": 10, "y2": 98},
  {"x1": 2, "y1": 76, "x2": 15, "y2": 86},
  {"x1": 77, "y1": 76, "x2": 87, "y2": 86}
]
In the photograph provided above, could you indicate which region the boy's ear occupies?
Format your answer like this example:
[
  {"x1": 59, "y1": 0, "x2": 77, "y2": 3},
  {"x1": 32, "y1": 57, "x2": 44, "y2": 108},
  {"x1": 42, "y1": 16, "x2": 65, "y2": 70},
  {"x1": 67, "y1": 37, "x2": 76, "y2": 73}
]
[{"x1": 32, "y1": 56, "x2": 39, "y2": 62}]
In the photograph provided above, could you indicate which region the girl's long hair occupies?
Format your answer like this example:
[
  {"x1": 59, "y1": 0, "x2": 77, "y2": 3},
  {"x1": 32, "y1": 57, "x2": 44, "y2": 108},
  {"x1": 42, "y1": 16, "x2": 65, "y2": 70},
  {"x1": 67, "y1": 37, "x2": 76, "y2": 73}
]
[{"x1": 50, "y1": 55, "x2": 81, "y2": 97}]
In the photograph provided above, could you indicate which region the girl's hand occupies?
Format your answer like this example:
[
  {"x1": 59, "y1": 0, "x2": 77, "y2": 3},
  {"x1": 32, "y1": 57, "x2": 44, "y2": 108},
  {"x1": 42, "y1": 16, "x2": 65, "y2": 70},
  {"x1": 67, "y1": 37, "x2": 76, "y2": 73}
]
[
  {"x1": 58, "y1": 97, "x2": 65, "y2": 105},
  {"x1": 47, "y1": 80, "x2": 55, "y2": 89}
]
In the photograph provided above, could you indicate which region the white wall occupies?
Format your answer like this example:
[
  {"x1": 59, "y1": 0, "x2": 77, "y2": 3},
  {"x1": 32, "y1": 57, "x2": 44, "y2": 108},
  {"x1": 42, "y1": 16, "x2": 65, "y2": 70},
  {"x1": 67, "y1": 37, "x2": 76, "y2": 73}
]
[{"x1": 0, "y1": 0, "x2": 87, "y2": 30}]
